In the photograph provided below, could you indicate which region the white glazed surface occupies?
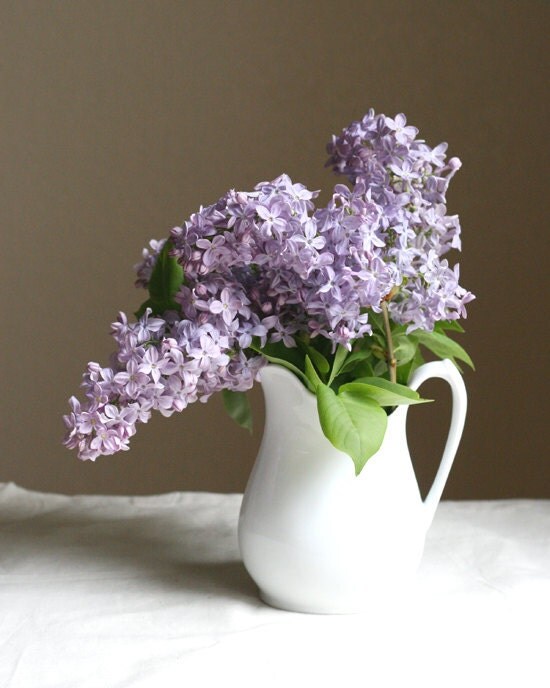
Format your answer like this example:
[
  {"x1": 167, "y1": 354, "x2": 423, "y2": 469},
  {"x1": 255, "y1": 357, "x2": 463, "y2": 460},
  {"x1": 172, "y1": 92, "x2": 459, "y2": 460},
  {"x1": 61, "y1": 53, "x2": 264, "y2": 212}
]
[{"x1": 238, "y1": 360, "x2": 467, "y2": 613}]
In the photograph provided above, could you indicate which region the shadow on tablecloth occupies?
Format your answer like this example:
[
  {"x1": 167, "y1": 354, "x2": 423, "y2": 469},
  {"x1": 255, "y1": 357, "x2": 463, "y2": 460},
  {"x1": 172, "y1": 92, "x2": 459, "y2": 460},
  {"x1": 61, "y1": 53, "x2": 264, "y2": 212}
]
[{"x1": 0, "y1": 487, "x2": 260, "y2": 605}]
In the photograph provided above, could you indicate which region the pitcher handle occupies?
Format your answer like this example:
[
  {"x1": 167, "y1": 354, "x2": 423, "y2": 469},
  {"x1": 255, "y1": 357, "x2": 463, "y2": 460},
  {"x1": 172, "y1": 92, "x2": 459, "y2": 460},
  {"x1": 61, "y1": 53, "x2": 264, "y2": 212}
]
[{"x1": 407, "y1": 359, "x2": 468, "y2": 529}]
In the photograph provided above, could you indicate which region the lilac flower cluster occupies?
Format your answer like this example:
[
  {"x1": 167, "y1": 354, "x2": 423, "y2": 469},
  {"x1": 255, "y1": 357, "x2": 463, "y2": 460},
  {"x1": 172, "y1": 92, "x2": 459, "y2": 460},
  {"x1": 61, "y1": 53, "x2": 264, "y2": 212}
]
[
  {"x1": 326, "y1": 109, "x2": 474, "y2": 330},
  {"x1": 63, "y1": 110, "x2": 474, "y2": 461},
  {"x1": 63, "y1": 307, "x2": 266, "y2": 460},
  {"x1": 170, "y1": 174, "x2": 396, "y2": 349}
]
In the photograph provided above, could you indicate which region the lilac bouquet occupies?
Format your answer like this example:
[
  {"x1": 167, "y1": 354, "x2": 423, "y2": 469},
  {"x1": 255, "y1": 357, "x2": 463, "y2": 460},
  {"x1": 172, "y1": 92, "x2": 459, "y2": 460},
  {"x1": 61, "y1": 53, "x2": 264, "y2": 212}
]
[{"x1": 63, "y1": 110, "x2": 474, "y2": 474}]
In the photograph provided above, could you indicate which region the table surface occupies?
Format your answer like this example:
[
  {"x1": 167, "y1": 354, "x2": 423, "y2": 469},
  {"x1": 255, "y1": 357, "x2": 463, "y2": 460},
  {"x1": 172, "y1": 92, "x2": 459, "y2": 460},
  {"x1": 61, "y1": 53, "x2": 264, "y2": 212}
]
[{"x1": 0, "y1": 482, "x2": 548, "y2": 688}]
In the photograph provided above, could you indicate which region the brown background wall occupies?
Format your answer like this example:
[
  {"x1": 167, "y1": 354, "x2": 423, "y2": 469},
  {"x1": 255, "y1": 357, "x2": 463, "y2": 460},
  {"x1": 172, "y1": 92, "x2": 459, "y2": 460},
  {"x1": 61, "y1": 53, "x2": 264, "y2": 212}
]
[{"x1": 1, "y1": 0, "x2": 548, "y2": 498}]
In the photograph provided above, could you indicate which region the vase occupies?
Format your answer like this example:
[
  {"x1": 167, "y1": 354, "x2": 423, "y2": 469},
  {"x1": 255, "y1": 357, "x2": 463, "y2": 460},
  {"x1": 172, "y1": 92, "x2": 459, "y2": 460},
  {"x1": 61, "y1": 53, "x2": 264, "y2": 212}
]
[{"x1": 238, "y1": 360, "x2": 467, "y2": 614}]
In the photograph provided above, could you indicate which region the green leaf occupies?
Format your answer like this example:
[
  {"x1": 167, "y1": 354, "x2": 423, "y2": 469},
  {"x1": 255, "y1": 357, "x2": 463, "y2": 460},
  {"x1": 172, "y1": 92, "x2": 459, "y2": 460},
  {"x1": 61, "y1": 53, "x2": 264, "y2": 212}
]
[
  {"x1": 305, "y1": 345, "x2": 330, "y2": 377},
  {"x1": 396, "y1": 346, "x2": 424, "y2": 385},
  {"x1": 434, "y1": 320, "x2": 465, "y2": 334},
  {"x1": 411, "y1": 330, "x2": 474, "y2": 370},
  {"x1": 328, "y1": 344, "x2": 349, "y2": 385},
  {"x1": 389, "y1": 322, "x2": 407, "y2": 336},
  {"x1": 222, "y1": 390, "x2": 253, "y2": 432},
  {"x1": 352, "y1": 358, "x2": 376, "y2": 378},
  {"x1": 148, "y1": 240, "x2": 184, "y2": 307},
  {"x1": 305, "y1": 355, "x2": 322, "y2": 390},
  {"x1": 336, "y1": 349, "x2": 373, "y2": 377},
  {"x1": 392, "y1": 334, "x2": 417, "y2": 366},
  {"x1": 373, "y1": 333, "x2": 387, "y2": 349},
  {"x1": 339, "y1": 378, "x2": 432, "y2": 407},
  {"x1": 373, "y1": 359, "x2": 388, "y2": 376},
  {"x1": 134, "y1": 240, "x2": 184, "y2": 317},
  {"x1": 316, "y1": 384, "x2": 388, "y2": 475},
  {"x1": 371, "y1": 345, "x2": 387, "y2": 361},
  {"x1": 368, "y1": 311, "x2": 385, "y2": 334}
]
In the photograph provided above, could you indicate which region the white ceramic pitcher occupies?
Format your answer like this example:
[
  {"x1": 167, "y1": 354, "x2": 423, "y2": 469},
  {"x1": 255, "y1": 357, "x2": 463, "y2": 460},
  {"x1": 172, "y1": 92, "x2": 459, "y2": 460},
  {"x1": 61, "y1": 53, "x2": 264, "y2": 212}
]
[{"x1": 238, "y1": 360, "x2": 467, "y2": 614}]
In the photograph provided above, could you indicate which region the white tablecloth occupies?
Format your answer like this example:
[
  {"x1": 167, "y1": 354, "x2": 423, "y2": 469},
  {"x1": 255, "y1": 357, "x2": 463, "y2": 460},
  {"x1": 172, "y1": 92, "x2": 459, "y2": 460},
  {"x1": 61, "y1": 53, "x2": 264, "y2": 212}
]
[{"x1": 0, "y1": 483, "x2": 548, "y2": 688}]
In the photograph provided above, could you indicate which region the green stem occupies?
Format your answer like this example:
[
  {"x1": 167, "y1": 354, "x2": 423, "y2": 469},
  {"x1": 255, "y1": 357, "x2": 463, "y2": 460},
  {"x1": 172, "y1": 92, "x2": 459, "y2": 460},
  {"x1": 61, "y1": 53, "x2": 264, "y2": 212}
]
[{"x1": 381, "y1": 301, "x2": 397, "y2": 384}]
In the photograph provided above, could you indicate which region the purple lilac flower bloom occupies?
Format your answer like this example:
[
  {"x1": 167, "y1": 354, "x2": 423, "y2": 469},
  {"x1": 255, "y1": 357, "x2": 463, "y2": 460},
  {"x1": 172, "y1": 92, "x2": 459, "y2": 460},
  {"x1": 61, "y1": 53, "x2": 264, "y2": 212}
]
[
  {"x1": 326, "y1": 108, "x2": 474, "y2": 331},
  {"x1": 64, "y1": 110, "x2": 474, "y2": 461}
]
